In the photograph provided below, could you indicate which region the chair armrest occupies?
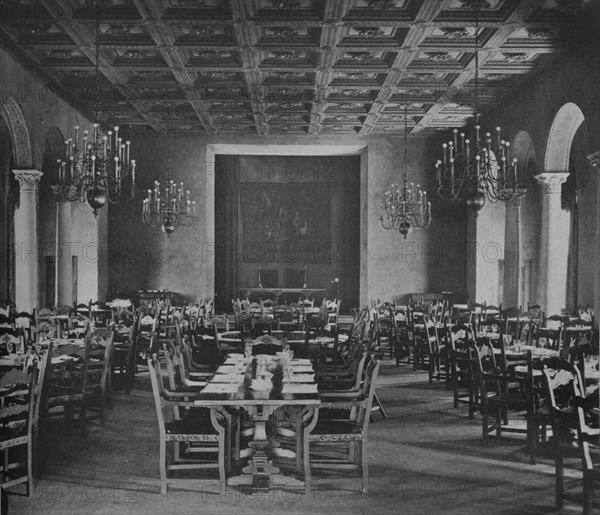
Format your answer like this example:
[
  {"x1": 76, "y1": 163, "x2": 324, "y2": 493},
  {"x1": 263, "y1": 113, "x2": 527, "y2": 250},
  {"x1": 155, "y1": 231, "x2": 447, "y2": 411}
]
[
  {"x1": 317, "y1": 400, "x2": 365, "y2": 410},
  {"x1": 319, "y1": 390, "x2": 362, "y2": 399},
  {"x1": 187, "y1": 372, "x2": 214, "y2": 380},
  {"x1": 182, "y1": 378, "x2": 208, "y2": 388}
]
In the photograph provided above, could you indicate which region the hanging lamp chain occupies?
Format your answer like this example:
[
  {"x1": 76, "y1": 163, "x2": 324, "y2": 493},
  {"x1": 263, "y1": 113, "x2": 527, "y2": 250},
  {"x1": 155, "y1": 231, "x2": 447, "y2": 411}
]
[
  {"x1": 93, "y1": 0, "x2": 102, "y2": 123},
  {"x1": 474, "y1": 4, "x2": 480, "y2": 121},
  {"x1": 166, "y1": 104, "x2": 172, "y2": 184},
  {"x1": 403, "y1": 105, "x2": 408, "y2": 184}
]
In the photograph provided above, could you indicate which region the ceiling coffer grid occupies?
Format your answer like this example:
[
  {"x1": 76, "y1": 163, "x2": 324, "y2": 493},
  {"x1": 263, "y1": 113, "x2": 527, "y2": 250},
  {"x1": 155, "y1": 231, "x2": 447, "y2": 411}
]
[{"x1": 0, "y1": 0, "x2": 584, "y2": 135}]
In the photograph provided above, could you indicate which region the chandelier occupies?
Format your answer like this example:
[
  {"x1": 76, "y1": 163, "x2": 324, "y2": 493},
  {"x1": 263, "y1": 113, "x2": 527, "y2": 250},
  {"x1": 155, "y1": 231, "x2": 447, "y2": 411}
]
[
  {"x1": 434, "y1": 2, "x2": 521, "y2": 211},
  {"x1": 141, "y1": 109, "x2": 196, "y2": 236},
  {"x1": 380, "y1": 107, "x2": 432, "y2": 238},
  {"x1": 53, "y1": 1, "x2": 135, "y2": 216}
]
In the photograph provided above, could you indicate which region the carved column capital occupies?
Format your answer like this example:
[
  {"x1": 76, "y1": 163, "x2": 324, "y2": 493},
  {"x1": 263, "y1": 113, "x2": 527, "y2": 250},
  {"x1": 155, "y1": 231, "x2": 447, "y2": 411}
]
[
  {"x1": 12, "y1": 169, "x2": 43, "y2": 190},
  {"x1": 503, "y1": 188, "x2": 527, "y2": 206},
  {"x1": 535, "y1": 172, "x2": 569, "y2": 194}
]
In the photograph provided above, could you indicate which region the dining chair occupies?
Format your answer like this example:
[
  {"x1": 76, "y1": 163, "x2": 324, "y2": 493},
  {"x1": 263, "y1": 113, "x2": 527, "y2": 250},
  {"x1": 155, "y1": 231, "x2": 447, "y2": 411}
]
[
  {"x1": 147, "y1": 354, "x2": 228, "y2": 494},
  {"x1": 81, "y1": 330, "x2": 115, "y2": 421},
  {"x1": 472, "y1": 340, "x2": 537, "y2": 462},
  {"x1": 448, "y1": 323, "x2": 478, "y2": 417},
  {"x1": 574, "y1": 370, "x2": 599, "y2": 515},
  {"x1": 0, "y1": 362, "x2": 37, "y2": 496},
  {"x1": 542, "y1": 360, "x2": 591, "y2": 511},
  {"x1": 302, "y1": 356, "x2": 381, "y2": 493},
  {"x1": 41, "y1": 341, "x2": 88, "y2": 426}
]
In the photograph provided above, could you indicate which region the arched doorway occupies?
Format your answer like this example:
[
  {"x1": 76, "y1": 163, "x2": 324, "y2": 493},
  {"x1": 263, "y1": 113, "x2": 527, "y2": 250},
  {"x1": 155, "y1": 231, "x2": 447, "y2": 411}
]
[
  {"x1": 507, "y1": 131, "x2": 538, "y2": 309},
  {"x1": 0, "y1": 115, "x2": 17, "y2": 303},
  {"x1": 1, "y1": 97, "x2": 38, "y2": 311},
  {"x1": 40, "y1": 127, "x2": 65, "y2": 308},
  {"x1": 538, "y1": 102, "x2": 585, "y2": 317}
]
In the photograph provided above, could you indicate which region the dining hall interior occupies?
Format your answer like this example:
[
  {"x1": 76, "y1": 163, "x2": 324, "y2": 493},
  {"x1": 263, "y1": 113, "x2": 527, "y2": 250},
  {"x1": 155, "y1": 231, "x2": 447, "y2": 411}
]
[{"x1": 0, "y1": 0, "x2": 599, "y2": 514}]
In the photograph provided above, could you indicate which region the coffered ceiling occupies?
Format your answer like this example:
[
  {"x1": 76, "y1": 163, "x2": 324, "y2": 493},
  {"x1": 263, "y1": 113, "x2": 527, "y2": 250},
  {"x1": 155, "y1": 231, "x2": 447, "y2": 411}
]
[{"x1": 0, "y1": 0, "x2": 591, "y2": 136}]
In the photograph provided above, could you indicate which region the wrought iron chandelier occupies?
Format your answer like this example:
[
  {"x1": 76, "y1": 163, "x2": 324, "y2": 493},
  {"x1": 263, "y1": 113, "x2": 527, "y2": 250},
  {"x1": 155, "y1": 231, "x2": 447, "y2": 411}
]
[
  {"x1": 141, "y1": 108, "x2": 196, "y2": 236},
  {"x1": 380, "y1": 107, "x2": 432, "y2": 238},
  {"x1": 434, "y1": 2, "x2": 521, "y2": 211},
  {"x1": 53, "y1": 0, "x2": 136, "y2": 216}
]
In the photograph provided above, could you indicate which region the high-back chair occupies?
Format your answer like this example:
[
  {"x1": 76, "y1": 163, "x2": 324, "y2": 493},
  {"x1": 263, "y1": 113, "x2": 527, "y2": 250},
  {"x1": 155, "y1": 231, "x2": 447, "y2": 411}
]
[
  {"x1": 147, "y1": 354, "x2": 227, "y2": 494},
  {"x1": 472, "y1": 340, "x2": 537, "y2": 463},
  {"x1": 573, "y1": 365, "x2": 599, "y2": 515},
  {"x1": 0, "y1": 362, "x2": 37, "y2": 496},
  {"x1": 81, "y1": 330, "x2": 115, "y2": 420},
  {"x1": 448, "y1": 323, "x2": 477, "y2": 417},
  {"x1": 303, "y1": 356, "x2": 382, "y2": 493},
  {"x1": 541, "y1": 360, "x2": 589, "y2": 511},
  {"x1": 41, "y1": 341, "x2": 88, "y2": 426}
]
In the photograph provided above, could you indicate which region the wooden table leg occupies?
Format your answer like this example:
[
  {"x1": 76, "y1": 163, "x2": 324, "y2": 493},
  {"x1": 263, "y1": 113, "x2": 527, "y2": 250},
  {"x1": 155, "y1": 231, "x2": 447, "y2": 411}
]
[{"x1": 240, "y1": 405, "x2": 279, "y2": 490}]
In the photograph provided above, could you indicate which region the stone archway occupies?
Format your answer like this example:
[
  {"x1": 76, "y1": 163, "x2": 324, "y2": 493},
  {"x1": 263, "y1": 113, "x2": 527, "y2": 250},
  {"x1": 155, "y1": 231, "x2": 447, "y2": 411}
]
[
  {"x1": 1, "y1": 97, "x2": 41, "y2": 311},
  {"x1": 536, "y1": 103, "x2": 585, "y2": 317},
  {"x1": 502, "y1": 131, "x2": 536, "y2": 309},
  {"x1": 2, "y1": 97, "x2": 32, "y2": 169}
]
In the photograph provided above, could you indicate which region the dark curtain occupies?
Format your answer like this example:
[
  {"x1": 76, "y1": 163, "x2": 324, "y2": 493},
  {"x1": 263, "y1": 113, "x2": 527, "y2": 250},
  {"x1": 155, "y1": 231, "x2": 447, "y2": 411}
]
[
  {"x1": 338, "y1": 158, "x2": 360, "y2": 311},
  {"x1": 214, "y1": 155, "x2": 361, "y2": 312},
  {"x1": 214, "y1": 155, "x2": 238, "y2": 312}
]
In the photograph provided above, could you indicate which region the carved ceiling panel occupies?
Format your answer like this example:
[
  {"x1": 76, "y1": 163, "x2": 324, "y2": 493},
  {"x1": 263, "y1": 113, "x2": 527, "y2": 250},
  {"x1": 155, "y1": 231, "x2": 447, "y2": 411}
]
[{"x1": 0, "y1": 0, "x2": 590, "y2": 135}]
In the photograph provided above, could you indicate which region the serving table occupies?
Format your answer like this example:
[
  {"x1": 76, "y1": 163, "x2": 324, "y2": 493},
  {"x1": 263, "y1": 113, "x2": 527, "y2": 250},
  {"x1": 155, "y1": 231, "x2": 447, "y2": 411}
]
[
  {"x1": 239, "y1": 288, "x2": 326, "y2": 303},
  {"x1": 194, "y1": 354, "x2": 320, "y2": 491}
]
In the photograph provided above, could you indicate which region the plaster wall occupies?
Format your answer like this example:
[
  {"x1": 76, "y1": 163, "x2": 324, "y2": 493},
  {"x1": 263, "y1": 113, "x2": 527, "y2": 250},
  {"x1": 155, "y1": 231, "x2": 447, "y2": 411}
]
[
  {"x1": 108, "y1": 133, "x2": 468, "y2": 308},
  {"x1": 0, "y1": 47, "x2": 106, "y2": 307}
]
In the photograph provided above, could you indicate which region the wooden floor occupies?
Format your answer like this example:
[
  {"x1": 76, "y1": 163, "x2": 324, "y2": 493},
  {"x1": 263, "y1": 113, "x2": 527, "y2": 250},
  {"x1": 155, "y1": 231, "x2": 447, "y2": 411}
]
[{"x1": 6, "y1": 357, "x2": 591, "y2": 515}]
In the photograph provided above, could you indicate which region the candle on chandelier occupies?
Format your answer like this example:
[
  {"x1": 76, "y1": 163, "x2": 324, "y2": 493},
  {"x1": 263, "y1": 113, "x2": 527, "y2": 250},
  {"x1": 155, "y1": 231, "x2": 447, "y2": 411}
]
[
  {"x1": 192, "y1": 200, "x2": 196, "y2": 217},
  {"x1": 83, "y1": 131, "x2": 88, "y2": 152},
  {"x1": 74, "y1": 126, "x2": 79, "y2": 146},
  {"x1": 69, "y1": 156, "x2": 74, "y2": 181},
  {"x1": 186, "y1": 190, "x2": 190, "y2": 202},
  {"x1": 465, "y1": 139, "x2": 470, "y2": 163},
  {"x1": 505, "y1": 141, "x2": 511, "y2": 162},
  {"x1": 453, "y1": 129, "x2": 458, "y2": 150},
  {"x1": 114, "y1": 156, "x2": 119, "y2": 178},
  {"x1": 475, "y1": 155, "x2": 481, "y2": 180},
  {"x1": 186, "y1": 199, "x2": 191, "y2": 216},
  {"x1": 117, "y1": 138, "x2": 122, "y2": 161},
  {"x1": 450, "y1": 158, "x2": 455, "y2": 182},
  {"x1": 126, "y1": 141, "x2": 130, "y2": 164},
  {"x1": 460, "y1": 133, "x2": 465, "y2": 154},
  {"x1": 513, "y1": 158, "x2": 518, "y2": 183},
  {"x1": 496, "y1": 127, "x2": 501, "y2": 151},
  {"x1": 91, "y1": 154, "x2": 96, "y2": 176},
  {"x1": 131, "y1": 159, "x2": 136, "y2": 184},
  {"x1": 93, "y1": 123, "x2": 99, "y2": 143},
  {"x1": 475, "y1": 125, "x2": 480, "y2": 150},
  {"x1": 435, "y1": 160, "x2": 441, "y2": 183},
  {"x1": 448, "y1": 140, "x2": 454, "y2": 159},
  {"x1": 107, "y1": 130, "x2": 112, "y2": 151},
  {"x1": 442, "y1": 143, "x2": 447, "y2": 165}
]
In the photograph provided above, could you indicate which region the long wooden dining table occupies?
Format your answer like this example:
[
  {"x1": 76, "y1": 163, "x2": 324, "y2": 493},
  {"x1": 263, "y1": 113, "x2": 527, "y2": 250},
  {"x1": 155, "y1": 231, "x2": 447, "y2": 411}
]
[{"x1": 193, "y1": 353, "x2": 320, "y2": 492}]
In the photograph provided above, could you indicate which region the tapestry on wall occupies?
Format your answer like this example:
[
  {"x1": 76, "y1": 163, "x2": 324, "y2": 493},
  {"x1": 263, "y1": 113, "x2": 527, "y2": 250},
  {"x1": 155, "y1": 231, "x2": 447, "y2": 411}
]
[{"x1": 239, "y1": 182, "x2": 333, "y2": 263}]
